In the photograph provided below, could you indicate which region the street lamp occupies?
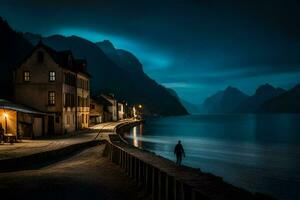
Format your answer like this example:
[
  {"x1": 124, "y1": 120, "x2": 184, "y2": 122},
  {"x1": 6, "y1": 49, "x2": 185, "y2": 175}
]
[{"x1": 3, "y1": 111, "x2": 8, "y2": 134}]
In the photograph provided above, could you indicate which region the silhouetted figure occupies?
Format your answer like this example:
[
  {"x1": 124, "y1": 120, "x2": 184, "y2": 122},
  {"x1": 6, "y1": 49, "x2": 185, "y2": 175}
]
[{"x1": 174, "y1": 140, "x2": 185, "y2": 165}]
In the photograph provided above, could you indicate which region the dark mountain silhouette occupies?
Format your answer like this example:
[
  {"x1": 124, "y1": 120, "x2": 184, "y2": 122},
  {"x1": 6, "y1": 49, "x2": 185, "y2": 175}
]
[
  {"x1": 166, "y1": 88, "x2": 199, "y2": 114},
  {"x1": 180, "y1": 99, "x2": 201, "y2": 114},
  {"x1": 258, "y1": 84, "x2": 300, "y2": 113},
  {"x1": 236, "y1": 83, "x2": 286, "y2": 112},
  {"x1": 202, "y1": 86, "x2": 249, "y2": 113},
  {"x1": 96, "y1": 40, "x2": 143, "y2": 73},
  {"x1": 0, "y1": 17, "x2": 33, "y2": 99},
  {"x1": 24, "y1": 33, "x2": 187, "y2": 116}
]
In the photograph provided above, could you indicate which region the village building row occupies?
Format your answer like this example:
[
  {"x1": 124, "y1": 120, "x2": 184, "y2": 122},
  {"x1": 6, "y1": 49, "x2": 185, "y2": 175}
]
[{"x1": 0, "y1": 42, "x2": 134, "y2": 139}]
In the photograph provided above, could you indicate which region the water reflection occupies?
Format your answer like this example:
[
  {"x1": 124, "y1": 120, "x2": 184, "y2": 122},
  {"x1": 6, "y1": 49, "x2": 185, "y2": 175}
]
[
  {"x1": 131, "y1": 124, "x2": 143, "y2": 147},
  {"x1": 124, "y1": 114, "x2": 300, "y2": 200},
  {"x1": 132, "y1": 126, "x2": 138, "y2": 147}
]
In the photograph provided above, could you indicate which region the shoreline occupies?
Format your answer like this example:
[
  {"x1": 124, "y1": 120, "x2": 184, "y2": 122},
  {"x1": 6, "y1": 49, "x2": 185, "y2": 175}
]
[
  {"x1": 0, "y1": 119, "x2": 276, "y2": 199},
  {"x1": 111, "y1": 120, "x2": 275, "y2": 200}
]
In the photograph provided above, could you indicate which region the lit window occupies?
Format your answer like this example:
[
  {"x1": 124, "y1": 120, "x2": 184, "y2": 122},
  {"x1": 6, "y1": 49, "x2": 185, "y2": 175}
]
[
  {"x1": 81, "y1": 114, "x2": 84, "y2": 123},
  {"x1": 23, "y1": 71, "x2": 30, "y2": 82},
  {"x1": 49, "y1": 71, "x2": 56, "y2": 82},
  {"x1": 48, "y1": 91, "x2": 55, "y2": 105}
]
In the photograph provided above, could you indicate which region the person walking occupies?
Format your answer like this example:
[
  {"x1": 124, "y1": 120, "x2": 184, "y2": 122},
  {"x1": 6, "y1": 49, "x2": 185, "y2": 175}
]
[{"x1": 174, "y1": 140, "x2": 185, "y2": 166}]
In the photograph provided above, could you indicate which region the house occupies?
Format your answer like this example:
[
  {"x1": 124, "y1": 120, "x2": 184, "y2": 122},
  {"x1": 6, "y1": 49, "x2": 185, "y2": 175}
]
[
  {"x1": 101, "y1": 94, "x2": 118, "y2": 121},
  {"x1": 118, "y1": 101, "x2": 128, "y2": 120},
  {"x1": 0, "y1": 99, "x2": 46, "y2": 139},
  {"x1": 14, "y1": 41, "x2": 90, "y2": 135},
  {"x1": 89, "y1": 96, "x2": 112, "y2": 125}
]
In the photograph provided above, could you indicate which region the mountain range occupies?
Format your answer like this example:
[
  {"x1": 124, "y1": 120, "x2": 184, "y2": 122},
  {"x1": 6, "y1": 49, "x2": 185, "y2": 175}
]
[
  {"x1": 0, "y1": 17, "x2": 188, "y2": 116},
  {"x1": 1, "y1": 17, "x2": 299, "y2": 115},
  {"x1": 258, "y1": 84, "x2": 300, "y2": 113},
  {"x1": 200, "y1": 83, "x2": 300, "y2": 113},
  {"x1": 202, "y1": 86, "x2": 249, "y2": 113}
]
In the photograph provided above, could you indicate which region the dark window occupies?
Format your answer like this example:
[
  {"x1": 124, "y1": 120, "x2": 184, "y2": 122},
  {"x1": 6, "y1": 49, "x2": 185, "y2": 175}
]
[
  {"x1": 48, "y1": 91, "x2": 56, "y2": 105},
  {"x1": 64, "y1": 93, "x2": 75, "y2": 107},
  {"x1": 90, "y1": 104, "x2": 95, "y2": 109},
  {"x1": 67, "y1": 115, "x2": 70, "y2": 125},
  {"x1": 71, "y1": 94, "x2": 75, "y2": 107},
  {"x1": 23, "y1": 71, "x2": 30, "y2": 82},
  {"x1": 64, "y1": 93, "x2": 69, "y2": 107},
  {"x1": 78, "y1": 96, "x2": 81, "y2": 107},
  {"x1": 37, "y1": 51, "x2": 44, "y2": 62},
  {"x1": 49, "y1": 71, "x2": 56, "y2": 82},
  {"x1": 81, "y1": 114, "x2": 84, "y2": 123},
  {"x1": 64, "y1": 73, "x2": 76, "y2": 86}
]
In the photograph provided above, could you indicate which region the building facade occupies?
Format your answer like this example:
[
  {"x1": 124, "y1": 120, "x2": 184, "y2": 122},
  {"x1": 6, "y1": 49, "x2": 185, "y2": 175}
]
[
  {"x1": 14, "y1": 42, "x2": 90, "y2": 135},
  {"x1": 89, "y1": 96, "x2": 113, "y2": 125},
  {"x1": 118, "y1": 102, "x2": 125, "y2": 120},
  {"x1": 101, "y1": 94, "x2": 118, "y2": 121}
]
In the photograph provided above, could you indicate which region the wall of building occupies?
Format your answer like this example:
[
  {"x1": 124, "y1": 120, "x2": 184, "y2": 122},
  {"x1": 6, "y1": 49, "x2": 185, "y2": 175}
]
[
  {"x1": 15, "y1": 47, "x2": 63, "y2": 112},
  {"x1": 89, "y1": 99, "x2": 104, "y2": 125},
  {"x1": 62, "y1": 72, "x2": 77, "y2": 133},
  {"x1": 118, "y1": 103, "x2": 124, "y2": 120},
  {"x1": 14, "y1": 46, "x2": 91, "y2": 135},
  {"x1": 15, "y1": 47, "x2": 64, "y2": 134},
  {"x1": 76, "y1": 73, "x2": 90, "y2": 129}
]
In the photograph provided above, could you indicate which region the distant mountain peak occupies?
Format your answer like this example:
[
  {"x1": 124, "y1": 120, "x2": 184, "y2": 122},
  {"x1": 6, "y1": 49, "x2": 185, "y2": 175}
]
[
  {"x1": 255, "y1": 83, "x2": 275, "y2": 95},
  {"x1": 258, "y1": 83, "x2": 300, "y2": 113},
  {"x1": 224, "y1": 86, "x2": 245, "y2": 94},
  {"x1": 97, "y1": 40, "x2": 116, "y2": 53},
  {"x1": 255, "y1": 83, "x2": 285, "y2": 96},
  {"x1": 292, "y1": 83, "x2": 300, "y2": 91},
  {"x1": 96, "y1": 41, "x2": 143, "y2": 73},
  {"x1": 47, "y1": 34, "x2": 68, "y2": 40},
  {"x1": 100, "y1": 40, "x2": 114, "y2": 47}
]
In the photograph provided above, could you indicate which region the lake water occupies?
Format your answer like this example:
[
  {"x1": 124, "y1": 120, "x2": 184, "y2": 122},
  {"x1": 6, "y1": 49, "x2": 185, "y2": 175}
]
[{"x1": 124, "y1": 114, "x2": 300, "y2": 200}]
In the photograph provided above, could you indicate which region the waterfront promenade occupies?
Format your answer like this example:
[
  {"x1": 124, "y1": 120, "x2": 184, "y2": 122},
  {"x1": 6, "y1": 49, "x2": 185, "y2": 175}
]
[
  {"x1": 0, "y1": 119, "x2": 133, "y2": 161},
  {"x1": 0, "y1": 119, "x2": 274, "y2": 200}
]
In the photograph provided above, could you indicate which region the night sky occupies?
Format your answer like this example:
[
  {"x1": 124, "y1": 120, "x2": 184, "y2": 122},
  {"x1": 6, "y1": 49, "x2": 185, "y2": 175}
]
[{"x1": 1, "y1": 0, "x2": 300, "y2": 104}]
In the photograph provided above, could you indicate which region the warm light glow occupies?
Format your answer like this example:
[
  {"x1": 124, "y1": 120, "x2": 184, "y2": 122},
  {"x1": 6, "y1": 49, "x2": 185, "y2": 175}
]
[
  {"x1": 132, "y1": 126, "x2": 138, "y2": 147},
  {"x1": 3, "y1": 113, "x2": 8, "y2": 118},
  {"x1": 139, "y1": 104, "x2": 142, "y2": 109}
]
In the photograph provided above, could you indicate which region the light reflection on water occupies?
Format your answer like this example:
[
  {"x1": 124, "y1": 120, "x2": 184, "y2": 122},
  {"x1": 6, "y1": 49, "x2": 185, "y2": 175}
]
[{"x1": 124, "y1": 114, "x2": 300, "y2": 200}]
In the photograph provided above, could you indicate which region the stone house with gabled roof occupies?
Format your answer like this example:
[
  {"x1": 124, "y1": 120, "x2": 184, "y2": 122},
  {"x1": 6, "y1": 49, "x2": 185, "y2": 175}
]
[{"x1": 14, "y1": 41, "x2": 90, "y2": 135}]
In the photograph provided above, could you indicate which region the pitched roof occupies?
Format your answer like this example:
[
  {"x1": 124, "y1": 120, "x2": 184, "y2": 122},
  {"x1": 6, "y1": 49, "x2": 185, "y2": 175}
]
[
  {"x1": 73, "y1": 59, "x2": 90, "y2": 77},
  {"x1": 0, "y1": 99, "x2": 46, "y2": 115},
  {"x1": 22, "y1": 41, "x2": 90, "y2": 76},
  {"x1": 92, "y1": 95, "x2": 113, "y2": 106}
]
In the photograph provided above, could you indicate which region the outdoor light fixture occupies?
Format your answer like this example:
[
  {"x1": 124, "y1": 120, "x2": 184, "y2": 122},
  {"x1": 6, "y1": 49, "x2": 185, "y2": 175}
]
[{"x1": 3, "y1": 111, "x2": 8, "y2": 134}]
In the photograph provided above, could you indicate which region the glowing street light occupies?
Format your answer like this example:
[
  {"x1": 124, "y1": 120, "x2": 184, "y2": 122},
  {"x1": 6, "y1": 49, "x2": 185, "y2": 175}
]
[{"x1": 3, "y1": 111, "x2": 8, "y2": 133}]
